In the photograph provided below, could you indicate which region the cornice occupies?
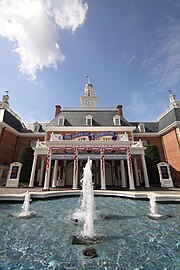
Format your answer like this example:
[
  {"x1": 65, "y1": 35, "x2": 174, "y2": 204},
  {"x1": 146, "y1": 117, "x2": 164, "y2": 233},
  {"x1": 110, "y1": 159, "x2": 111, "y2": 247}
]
[
  {"x1": 45, "y1": 126, "x2": 136, "y2": 132},
  {"x1": 158, "y1": 121, "x2": 180, "y2": 135},
  {"x1": 134, "y1": 132, "x2": 160, "y2": 137}
]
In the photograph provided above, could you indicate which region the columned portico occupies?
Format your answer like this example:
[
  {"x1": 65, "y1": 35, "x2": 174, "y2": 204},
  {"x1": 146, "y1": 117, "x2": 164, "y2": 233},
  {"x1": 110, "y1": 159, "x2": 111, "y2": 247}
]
[{"x1": 29, "y1": 127, "x2": 150, "y2": 190}]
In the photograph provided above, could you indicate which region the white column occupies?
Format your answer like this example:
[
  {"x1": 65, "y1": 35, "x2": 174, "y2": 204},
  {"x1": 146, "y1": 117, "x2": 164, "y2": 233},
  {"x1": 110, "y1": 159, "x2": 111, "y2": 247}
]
[
  {"x1": 39, "y1": 156, "x2": 45, "y2": 186},
  {"x1": 127, "y1": 148, "x2": 135, "y2": 190},
  {"x1": 43, "y1": 148, "x2": 52, "y2": 190},
  {"x1": 29, "y1": 153, "x2": 38, "y2": 187},
  {"x1": 72, "y1": 148, "x2": 78, "y2": 189},
  {"x1": 52, "y1": 160, "x2": 58, "y2": 188},
  {"x1": 100, "y1": 148, "x2": 106, "y2": 189},
  {"x1": 141, "y1": 154, "x2": 150, "y2": 187},
  {"x1": 133, "y1": 156, "x2": 140, "y2": 186},
  {"x1": 120, "y1": 160, "x2": 126, "y2": 188}
]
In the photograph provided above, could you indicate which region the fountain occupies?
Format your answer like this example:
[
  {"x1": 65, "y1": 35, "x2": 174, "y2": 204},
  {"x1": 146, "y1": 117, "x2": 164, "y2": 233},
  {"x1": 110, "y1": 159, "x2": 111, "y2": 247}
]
[
  {"x1": 15, "y1": 191, "x2": 35, "y2": 218},
  {"x1": 2, "y1": 193, "x2": 179, "y2": 268},
  {"x1": 148, "y1": 193, "x2": 162, "y2": 219},
  {"x1": 72, "y1": 159, "x2": 103, "y2": 247}
]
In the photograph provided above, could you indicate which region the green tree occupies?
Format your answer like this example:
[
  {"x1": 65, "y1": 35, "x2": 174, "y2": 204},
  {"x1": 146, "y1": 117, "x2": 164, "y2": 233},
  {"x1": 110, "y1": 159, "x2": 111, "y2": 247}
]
[
  {"x1": 18, "y1": 146, "x2": 34, "y2": 184},
  {"x1": 145, "y1": 145, "x2": 161, "y2": 186}
]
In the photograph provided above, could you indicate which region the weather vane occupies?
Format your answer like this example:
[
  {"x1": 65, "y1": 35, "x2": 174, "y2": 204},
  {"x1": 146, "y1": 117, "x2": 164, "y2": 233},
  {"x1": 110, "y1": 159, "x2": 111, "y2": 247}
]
[{"x1": 85, "y1": 75, "x2": 90, "y2": 84}]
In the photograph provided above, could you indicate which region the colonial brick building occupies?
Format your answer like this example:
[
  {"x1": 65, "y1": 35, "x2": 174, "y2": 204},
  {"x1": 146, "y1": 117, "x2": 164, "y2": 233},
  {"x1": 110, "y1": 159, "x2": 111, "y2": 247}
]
[{"x1": 0, "y1": 83, "x2": 179, "y2": 189}]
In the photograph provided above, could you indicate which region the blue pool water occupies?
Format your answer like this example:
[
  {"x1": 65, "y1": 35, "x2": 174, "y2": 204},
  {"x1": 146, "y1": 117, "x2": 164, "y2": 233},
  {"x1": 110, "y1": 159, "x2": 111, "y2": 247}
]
[{"x1": 0, "y1": 196, "x2": 179, "y2": 270}]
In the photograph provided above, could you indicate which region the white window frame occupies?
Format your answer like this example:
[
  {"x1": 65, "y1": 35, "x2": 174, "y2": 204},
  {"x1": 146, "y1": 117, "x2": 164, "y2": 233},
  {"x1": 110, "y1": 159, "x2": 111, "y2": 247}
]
[
  {"x1": 138, "y1": 122, "x2": 145, "y2": 132},
  {"x1": 86, "y1": 115, "x2": 93, "y2": 126},
  {"x1": 58, "y1": 115, "x2": 65, "y2": 126},
  {"x1": 113, "y1": 115, "x2": 121, "y2": 126},
  {"x1": 33, "y1": 122, "x2": 40, "y2": 132}
]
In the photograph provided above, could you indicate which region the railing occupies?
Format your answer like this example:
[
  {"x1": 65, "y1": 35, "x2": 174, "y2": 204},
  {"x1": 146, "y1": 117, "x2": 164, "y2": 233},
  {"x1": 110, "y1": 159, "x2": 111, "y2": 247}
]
[
  {"x1": 36, "y1": 140, "x2": 47, "y2": 147},
  {"x1": 62, "y1": 107, "x2": 116, "y2": 111},
  {"x1": 131, "y1": 140, "x2": 143, "y2": 147}
]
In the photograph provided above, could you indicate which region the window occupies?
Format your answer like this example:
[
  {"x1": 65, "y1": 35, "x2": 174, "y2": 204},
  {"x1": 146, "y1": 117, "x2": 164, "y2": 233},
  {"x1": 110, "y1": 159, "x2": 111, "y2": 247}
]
[
  {"x1": 30, "y1": 140, "x2": 36, "y2": 147},
  {"x1": 142, "y1": 140, "x2": 149, "y2": 146},
  {"x1": 58, "y1": 115, "x2": 65, "y2": 126},
  {"x1": 86, "y1": 115, "x2": 93, "y2": 126},
  {"x1": 138, "y1": 122, "x2": 145, "y2": 132},
  {"x1": 113, "y1": 115, "x2": 121, "y2": 126},
  {"x1": 33, "y1": 122, "x2": 40, "y2": 132}
]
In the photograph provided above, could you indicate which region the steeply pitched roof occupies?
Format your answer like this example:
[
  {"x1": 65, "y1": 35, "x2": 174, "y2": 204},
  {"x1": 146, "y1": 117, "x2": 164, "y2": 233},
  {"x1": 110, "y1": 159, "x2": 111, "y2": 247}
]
[
  {"x1": 47, "y1": 110, "x2": 132, "y2": 127},
  {"x1": 2, "y1": 109, "x2": 46, "y2": 133},
  {"x1": 158, "y1": 108, "x2": 180, "y2": 131},
  {"x1": 130, "y1": 122, "x2": 159, "y2": 133}
]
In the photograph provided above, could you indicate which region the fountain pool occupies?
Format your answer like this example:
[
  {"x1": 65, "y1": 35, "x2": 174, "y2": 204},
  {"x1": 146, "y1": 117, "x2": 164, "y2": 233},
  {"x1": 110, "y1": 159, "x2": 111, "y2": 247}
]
[{"x1": 0, "y1": 196, "x2": 179, "y2": 270}]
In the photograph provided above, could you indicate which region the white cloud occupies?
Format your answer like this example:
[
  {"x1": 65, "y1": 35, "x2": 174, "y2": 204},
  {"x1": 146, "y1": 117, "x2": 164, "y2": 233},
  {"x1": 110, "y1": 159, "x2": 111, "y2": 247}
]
[
  {"x1": 121, "y1": 53, "x2": 135, "y2": 65},
  {"x1": 0, "y1": 0, "x2": 88, "y2": 80},
  {"x1": 142, "y1": 19, "x2": 180, "y2": 93},
  {"x1": 49, "y1": 0, "x2": 88, "y2": 32}
]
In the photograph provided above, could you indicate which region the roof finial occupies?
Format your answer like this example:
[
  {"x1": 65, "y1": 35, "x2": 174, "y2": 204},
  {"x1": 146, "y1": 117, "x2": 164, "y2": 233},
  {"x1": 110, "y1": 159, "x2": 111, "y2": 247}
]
[
  {"x1": 85, "y1": 75, "x2": 90, "y2": 84},
  {"x1": 168, "y1": 90, "x2": 173, "y2": 95},
  {"x1": 2, "y1": 91, "x2": 9, "y2": 104}
]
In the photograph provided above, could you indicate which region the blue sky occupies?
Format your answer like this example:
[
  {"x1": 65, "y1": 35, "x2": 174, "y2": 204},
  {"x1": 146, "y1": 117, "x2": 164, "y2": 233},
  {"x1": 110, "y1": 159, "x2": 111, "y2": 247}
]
[{"x1": 0, "y1": 0, "x2": 180, "y2": 123}]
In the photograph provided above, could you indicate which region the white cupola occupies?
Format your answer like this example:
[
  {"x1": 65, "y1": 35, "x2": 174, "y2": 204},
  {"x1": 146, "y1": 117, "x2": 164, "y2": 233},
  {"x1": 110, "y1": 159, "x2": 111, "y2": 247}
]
[{"x1": 80, "y1": 78, "x2": 98, "y2": 109}]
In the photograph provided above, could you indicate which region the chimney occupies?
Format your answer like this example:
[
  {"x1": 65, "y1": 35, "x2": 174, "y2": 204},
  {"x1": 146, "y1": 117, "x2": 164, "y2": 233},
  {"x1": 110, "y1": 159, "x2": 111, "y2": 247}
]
[
  {"x1": 55, "y1": 105, "x2": 61, "y2": 116},
  {"x1": 116, "y1": 105, "x2": 123, "y2": 117}
]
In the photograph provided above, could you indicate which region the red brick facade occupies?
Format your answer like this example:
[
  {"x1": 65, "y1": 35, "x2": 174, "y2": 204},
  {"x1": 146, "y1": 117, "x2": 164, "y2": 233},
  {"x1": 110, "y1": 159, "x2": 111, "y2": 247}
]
[{"x1": 162, "y1": 129, "x2": 180, "y2": 183}]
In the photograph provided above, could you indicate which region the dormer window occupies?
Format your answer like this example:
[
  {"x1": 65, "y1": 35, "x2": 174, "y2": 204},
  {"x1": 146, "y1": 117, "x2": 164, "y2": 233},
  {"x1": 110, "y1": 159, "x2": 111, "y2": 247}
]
[
  {"x1": 58, "y1": 115, "x2": 65, "y2": 126},
  {"x1": 86, "y1": 115, "x2": 93, "y2": 126},
  {"x1": 138, "y1": 122, "x2": 145, "y2": 132},
  {"x1": 34, "y1": 122, "x2": 40, "y2": 132},
  {"x1": 113, "y1": 115, "x2": 121, "y2": 126}
]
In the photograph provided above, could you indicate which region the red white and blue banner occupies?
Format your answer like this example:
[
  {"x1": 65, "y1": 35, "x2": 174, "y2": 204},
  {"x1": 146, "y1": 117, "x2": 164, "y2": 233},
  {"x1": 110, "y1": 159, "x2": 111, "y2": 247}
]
[{"x1": 61, "y1": 131, "x2": 118, "y2": 141}]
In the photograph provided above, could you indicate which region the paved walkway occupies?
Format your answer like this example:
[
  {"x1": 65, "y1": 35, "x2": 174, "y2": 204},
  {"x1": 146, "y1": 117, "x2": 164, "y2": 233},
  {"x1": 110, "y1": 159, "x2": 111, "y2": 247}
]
[{"x1": 0, "y1": 186, "x2": 179, "y2": 202}]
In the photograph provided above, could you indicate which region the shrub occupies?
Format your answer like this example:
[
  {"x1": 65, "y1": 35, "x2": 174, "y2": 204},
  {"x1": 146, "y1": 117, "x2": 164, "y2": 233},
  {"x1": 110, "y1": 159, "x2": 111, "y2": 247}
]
[
  {"x1": 145, "y1": 145, "x2": 160, "y2": 186},
  {"x1": 18, "y1": 146, "x2": 34, "y2": 183}
]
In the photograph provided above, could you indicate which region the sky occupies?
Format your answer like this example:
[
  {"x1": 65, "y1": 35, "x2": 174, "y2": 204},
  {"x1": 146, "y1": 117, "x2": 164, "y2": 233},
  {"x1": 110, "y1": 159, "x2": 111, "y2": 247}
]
[{"x1": 0, "y1": 0, "x2": 180, "y2": 123}]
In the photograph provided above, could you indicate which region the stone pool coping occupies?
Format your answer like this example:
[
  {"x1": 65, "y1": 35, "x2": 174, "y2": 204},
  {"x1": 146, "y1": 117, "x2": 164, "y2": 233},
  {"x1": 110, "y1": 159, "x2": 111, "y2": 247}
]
[{"x1": 0, "y1": 187, "x2": 179, "y2": 202}]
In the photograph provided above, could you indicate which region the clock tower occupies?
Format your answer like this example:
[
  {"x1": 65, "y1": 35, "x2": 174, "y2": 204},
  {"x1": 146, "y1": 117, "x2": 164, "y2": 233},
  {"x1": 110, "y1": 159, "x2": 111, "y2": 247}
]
[{"x1": 80, "y1": 82, "x2": 98, "y2": 109}]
